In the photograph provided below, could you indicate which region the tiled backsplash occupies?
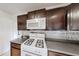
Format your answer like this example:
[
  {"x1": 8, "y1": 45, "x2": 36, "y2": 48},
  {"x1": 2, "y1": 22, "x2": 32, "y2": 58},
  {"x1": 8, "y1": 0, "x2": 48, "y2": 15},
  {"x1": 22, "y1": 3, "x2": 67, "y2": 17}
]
[
  {"x1": 18, "y1": 30, "x2": 67, "y2": 39},
  {"x1": 66, "y1": 31, "x2": 79, "y2": 41},
  {"x1": 18, "y1": 30, "x2": 79, "y2": 41}
]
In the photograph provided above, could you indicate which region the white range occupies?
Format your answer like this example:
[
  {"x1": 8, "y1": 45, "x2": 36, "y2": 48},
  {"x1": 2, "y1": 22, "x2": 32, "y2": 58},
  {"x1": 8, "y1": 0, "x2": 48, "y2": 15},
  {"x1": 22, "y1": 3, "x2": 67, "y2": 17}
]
[{"x1": 21, "y1": 33, "x2": 47, "y2": 56}]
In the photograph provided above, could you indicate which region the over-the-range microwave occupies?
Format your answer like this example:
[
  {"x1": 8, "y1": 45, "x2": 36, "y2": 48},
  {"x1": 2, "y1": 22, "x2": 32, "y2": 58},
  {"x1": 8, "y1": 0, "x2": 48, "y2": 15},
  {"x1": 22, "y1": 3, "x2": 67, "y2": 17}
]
[{"x1": 26, "y1": 18, "x2": 46, "y2": 29}]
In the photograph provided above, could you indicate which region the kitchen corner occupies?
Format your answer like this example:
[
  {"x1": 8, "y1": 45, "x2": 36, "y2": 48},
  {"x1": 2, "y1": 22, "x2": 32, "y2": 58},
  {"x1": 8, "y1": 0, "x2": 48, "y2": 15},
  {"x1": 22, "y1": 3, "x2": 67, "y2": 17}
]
[{"x1": 9, "y1": 3, "x2": 79, "y2": 56}]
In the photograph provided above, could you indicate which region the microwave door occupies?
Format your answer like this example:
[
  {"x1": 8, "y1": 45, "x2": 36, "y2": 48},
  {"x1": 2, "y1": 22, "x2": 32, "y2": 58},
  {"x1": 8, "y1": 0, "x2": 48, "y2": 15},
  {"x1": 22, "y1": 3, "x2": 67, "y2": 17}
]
[
  {"x1": 27, "y1": 20, "x2": 39, "y2": 29},
  {"x1": 26, "y1": 18, "x2": 46, "y2": 29}
]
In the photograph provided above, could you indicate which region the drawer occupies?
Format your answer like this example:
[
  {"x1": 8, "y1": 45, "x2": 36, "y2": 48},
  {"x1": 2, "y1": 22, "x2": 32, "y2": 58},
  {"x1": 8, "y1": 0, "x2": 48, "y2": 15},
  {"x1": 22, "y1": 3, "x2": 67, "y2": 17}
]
[
  {"x1": 48, "y1": 50, "x2": 70, "y2": 56},
  {"x1": 11, "y1": 42, "x2": 21, "y2": 49}
]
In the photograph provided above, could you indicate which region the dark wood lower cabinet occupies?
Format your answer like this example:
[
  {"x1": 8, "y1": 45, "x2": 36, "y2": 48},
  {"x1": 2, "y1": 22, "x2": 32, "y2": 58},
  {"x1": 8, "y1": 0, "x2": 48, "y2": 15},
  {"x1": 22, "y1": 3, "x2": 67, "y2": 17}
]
[
  {"x1": 48, "y1": 50, "x2": 71, "y2": 56},
  {"x1": 11, "y1": 47, "x2": 20, "y2": 56},
  {"x1": 11, "y1": 42, "x2": 21, "y2": 56}
]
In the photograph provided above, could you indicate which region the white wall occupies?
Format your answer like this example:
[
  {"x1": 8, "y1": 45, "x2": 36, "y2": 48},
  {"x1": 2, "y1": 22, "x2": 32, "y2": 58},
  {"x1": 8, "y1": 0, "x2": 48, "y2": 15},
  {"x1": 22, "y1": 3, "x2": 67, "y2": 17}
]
[{"x1": 0, "y1": 10, "x2": 17, "y2": 55}]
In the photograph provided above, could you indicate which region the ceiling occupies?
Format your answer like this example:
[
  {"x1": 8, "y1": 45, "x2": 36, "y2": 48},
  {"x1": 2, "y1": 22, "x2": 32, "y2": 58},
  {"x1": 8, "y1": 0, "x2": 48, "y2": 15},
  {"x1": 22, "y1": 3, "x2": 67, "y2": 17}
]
[{"x1": 0, "y1": 3, "x2": 70, "y2": 15}]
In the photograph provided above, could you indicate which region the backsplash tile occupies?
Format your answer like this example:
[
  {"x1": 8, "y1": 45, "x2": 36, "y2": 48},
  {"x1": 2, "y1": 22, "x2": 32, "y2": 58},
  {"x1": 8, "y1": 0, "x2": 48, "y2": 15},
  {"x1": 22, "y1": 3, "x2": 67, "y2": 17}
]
[{"x1": 18, "y1": 30, "x2": 67, "y2": 39}]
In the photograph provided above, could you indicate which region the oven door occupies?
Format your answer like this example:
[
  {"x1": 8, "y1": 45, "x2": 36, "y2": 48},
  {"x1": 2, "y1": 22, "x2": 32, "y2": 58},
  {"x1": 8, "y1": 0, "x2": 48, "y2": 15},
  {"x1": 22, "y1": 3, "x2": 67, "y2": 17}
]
[{"x1": 21, "y1": 50, "x2": 41, "y2": 56}]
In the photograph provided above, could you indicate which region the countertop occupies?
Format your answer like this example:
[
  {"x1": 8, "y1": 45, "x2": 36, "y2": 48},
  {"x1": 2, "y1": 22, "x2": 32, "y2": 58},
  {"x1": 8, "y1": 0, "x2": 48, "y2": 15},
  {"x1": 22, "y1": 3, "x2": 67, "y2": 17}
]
[
  {"x1": 11, "y1": 38, "x2": 79, "y2": 56},
  {"x1": 46, "y1": 40, "x2": 79, "y2": 56},
  {"x1": 10, "y1": 38, "x2": 27, "y2": 44}
]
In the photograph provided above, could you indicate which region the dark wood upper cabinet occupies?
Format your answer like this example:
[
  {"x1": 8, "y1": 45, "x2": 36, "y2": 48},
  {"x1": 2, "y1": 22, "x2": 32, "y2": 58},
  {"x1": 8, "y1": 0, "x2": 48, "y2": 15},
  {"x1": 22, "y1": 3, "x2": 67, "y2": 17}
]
[
  {"x1": 17, "y1": 7, "x2": 68, "y2": 30},
  {"x1": 28, "y1": 11, "x2": 35, "y2": 19},
  {"x1": 28, "y1": 9, "x2": 46, "y2": 19},
  {"x1": 35, "y1": 9, "x2": 46, "y2": 18},
  {"x1": 17, "y1": 14, "x2": 28, "y2": 30},
  {"x1": 46, "y1": 7, "x2": 67, "y2": 30},
  {"x1": 67, "y1": 3, "x2": 79, "y2": 31}
]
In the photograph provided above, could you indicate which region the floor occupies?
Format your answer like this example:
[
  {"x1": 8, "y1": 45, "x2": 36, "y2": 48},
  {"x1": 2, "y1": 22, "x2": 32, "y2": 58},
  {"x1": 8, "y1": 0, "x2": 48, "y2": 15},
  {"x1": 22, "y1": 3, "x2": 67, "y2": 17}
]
[{"x1": 0, "y1": 51, "x2": 10, "y2": 56}]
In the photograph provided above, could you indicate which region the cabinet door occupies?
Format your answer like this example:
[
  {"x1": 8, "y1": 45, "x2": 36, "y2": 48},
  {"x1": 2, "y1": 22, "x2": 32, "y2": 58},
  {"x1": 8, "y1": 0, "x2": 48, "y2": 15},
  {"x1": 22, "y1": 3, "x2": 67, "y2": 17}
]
[
  {"x1": 11, "y1": 47, "x2": 20, "y2": 56},
  {"x1": 35, "y1": 9, "x2": 46, "y2": 18},
  {"x1": 17, "y1": 14, "x2": 28, "y2": 30},
  {"x1": 48, "y1": 50, "x2": 69, "y2": 56},
  {"x1": 28, "y1": 11, "x2": 35, "y2": 19},
  {"x1": 28, "y1": 9, "x2": 46, "y2": 19},
  {"x1": 46, "y1": 7, "x2": 66, "y2": 30},
  {"x1": 67, "y1": 3, "x2": 79, "y2": 31}
]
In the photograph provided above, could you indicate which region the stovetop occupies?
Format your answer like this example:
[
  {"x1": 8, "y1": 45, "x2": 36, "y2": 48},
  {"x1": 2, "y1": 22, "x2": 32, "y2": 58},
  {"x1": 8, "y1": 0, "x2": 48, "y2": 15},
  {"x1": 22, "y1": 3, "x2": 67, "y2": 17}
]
[
  {"x1": 24, "y1": 39, "x2": 45, "y2": 48},
  {"x1": 24, "y1": 39, "x2": 34, "y2": 46}
]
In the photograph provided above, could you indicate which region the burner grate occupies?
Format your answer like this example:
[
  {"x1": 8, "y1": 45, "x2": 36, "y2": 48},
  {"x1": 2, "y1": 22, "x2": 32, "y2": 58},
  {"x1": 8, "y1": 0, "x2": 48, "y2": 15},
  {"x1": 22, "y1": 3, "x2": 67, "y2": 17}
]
[
  {"x1": 35, "y1": 40, "x2": 44, "y2": 48},
  {"x1": 24, "y1": 39, "x2": 34, "y2": 46}
]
